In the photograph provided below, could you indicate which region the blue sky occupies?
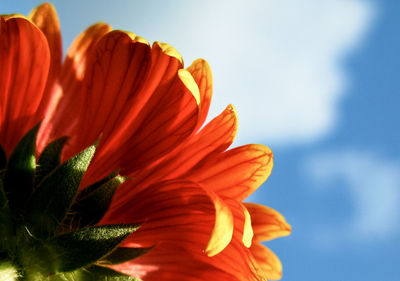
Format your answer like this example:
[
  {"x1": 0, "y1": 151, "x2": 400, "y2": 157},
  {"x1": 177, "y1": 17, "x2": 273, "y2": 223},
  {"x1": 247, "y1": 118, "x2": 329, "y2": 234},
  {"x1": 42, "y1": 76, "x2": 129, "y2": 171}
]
[{"x1": 3, "y1": 0, "x2": 400, "y2": 280}]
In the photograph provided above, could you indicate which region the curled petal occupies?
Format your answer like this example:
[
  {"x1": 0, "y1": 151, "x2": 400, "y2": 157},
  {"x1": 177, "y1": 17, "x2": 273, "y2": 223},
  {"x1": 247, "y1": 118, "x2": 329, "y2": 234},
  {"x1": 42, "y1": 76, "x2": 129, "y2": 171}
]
[
  {"x1": 206, "y1": 194, "x2": 233, "y2": 256},
  {"x1": 223, "y1": 197, "x2": 253, "y2": 248},
  {"x1": 195, "y1": 231, "x2": 262, "y2": 281},
  {"x1": 189, "y1": 144, "x2": 273, "y2": 200},
  {"x1": 112, "y1": 244, "x2": 239, "y2": 281},
  {"x1": 0, "y1": 17, "x2": 50, "y2": 155},
  {"x1": 102, "y1": 180, "x2": 233, "y2": 257},
  {"x1": 244, "y1": 203, "x2": 291, "y2": 241},
  {"x1": 250, "y1": 243, "x2": 283, "y2": 280}
]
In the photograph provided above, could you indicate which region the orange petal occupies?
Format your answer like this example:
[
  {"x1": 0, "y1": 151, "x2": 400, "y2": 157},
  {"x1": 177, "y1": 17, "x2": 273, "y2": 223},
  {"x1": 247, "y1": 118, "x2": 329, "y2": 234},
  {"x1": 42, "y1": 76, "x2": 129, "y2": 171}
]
[
  {"x1": 250, "y1": 243, "x2": 283, "y2": 280},
  {"x1": 64, "y1": 30, "x2": 151, "y2": 159},
  {"x1": 194, "y1": 229, "x2": 262, "y2": 281},
  {"x1": 0, "y1": 17, "x2": 50, "y2": 155},
  {"x1": 75, "y1": 41, "x2": 199, "y2": 185},
  {"x1": 223, "y1": 197, "x2": 254, "y2": 248},
  {"x1": 29, "y1": 3, "x2": 62, "y2": 116},
  {"x1": 168, "y1": 104, "x2": 238, "y2": 178},
  {"x1": 125, "y1": 104, "x2": 238, "y2": 190},
  {"x1": 244, "y1": 203, "x2": 291, "y2": 241},
  {"x1": 109, "y1": 199, "x2": 260, "y2": 280},
  {"x1": 63, "y1": 23, "x2": 111, "y2": 82},
  {"x1": 188, "y1": 144, "x2": 273, "y2": 201},
  {"x1": 101, "y1": 67, "x2": 199, "y2": 178},
  {"x1": 38, "y1": 23, "x2": 111, "y2": 151},
  {"x1": 102, "y1": 180, "x2": 233, "y2": 257},
  {"x1": 111, "y1": 244, "x2": 239, "y2": 281},
  {"x1": 187, "y1": 58, "x2": 213, "y2": 130}
]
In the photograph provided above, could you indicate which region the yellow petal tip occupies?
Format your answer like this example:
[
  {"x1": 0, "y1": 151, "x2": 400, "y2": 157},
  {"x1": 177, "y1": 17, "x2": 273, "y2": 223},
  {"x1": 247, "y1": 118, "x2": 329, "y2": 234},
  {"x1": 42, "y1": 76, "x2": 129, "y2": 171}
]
[
  {"x1": 242, "y1": 206, "x2": 254, "y2": 248},
  {"x1": 178, "y1": 69, "x2": 200, "y2": 105},
  {"x1": 155, "y1": 41, "x2": 183, "y2": 64},
  {"x1": 125, "y1": 31, "x2": 149, "y2": 45},
  {"x1": 205, "y1": 197, "x2": 233, "y2": 257}
]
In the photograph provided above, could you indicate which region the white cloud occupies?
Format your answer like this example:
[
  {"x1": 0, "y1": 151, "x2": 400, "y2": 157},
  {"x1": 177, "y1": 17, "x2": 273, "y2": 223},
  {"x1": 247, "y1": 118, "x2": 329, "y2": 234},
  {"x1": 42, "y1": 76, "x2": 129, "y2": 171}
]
[
  {"x1": 304, "y1": 150, "x2": 400, "y2": 247},
  {"x1": 150, "y1": 0, "x2": 376, "y2": 146}
]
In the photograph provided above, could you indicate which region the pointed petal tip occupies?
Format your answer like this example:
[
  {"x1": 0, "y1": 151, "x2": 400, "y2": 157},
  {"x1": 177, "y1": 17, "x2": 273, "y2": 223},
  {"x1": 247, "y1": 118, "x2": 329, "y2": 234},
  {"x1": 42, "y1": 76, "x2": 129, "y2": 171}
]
[
  {"x1": 225, "y1": 104, "x2": 239, "y2": 139},
  {"x1": 245, "y1": 203, "x2": 291, "y2": 241},
  {"x1": 225, "y1": 104, "x2": 238, "y2": 118}
]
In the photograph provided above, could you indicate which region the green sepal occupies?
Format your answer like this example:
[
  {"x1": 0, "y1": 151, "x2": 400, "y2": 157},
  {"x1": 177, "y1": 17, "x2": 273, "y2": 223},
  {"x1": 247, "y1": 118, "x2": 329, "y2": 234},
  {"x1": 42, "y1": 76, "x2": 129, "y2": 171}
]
[
  {"x1": 71, "y1": 171, "x2": 126, "y2": 227},
  {"x1": 26, "y1": 143, "x2": 96, "y2": 238},
  {"x1": 49, "y1": 266, "x2": 139, "y2": 281},
  {"x1": 100, "y1": 247, "x2": 152, "y2": 265},
  {"x1": 0, "y1": 180, "x2": 14, "y2": 253},
  {"x1": 78, "y1": 265, "x2": 139, "y2": 280},
  {"x1": 81, "y1": 170, "x2": 119, "y2": 193},
  {"x1": 4, "y1": 123, "x2": 40, "y2": 212},
  {"x1": 36, "y1": 136, "x2": 69, "y2": 185},
  {"x1": 49, "y1": 224, "x2": 140, "y2": 273}
]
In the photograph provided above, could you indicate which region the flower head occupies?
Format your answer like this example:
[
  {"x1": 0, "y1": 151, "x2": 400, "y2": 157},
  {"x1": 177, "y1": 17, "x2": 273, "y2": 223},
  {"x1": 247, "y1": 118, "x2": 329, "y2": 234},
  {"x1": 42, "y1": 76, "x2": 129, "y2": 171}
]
[{"x1": 0, "y1": 3, "x2": 290, "y2": 281}]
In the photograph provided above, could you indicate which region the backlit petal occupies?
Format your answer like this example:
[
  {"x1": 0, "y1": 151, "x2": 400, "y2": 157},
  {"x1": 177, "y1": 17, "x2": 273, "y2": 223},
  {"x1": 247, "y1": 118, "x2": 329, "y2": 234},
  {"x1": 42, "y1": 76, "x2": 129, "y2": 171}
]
[
  {"x1": 29, "y1": 3, "x2": 62, "y2": 117},
  {"x1": 75, "y1": 41, "x2": 199, "y2": 184},
  {"x1": 0, "y1": 17, "x2": 50, "y2": 155},
  {"x1": 99, "y1": 67, "x2": 200, "y2": 178},
  {"x1": 244, "y1": 203, "x2": 291, "y2": 241},
  {"x1": 124, "y1": 104, "x2": 238, "y2": 190},
  {"x1": 112, "y1": 244, "x2": 239, "y2": 281},
  {"x1": 102, "y1": 180, "x2": 233, "y2": 257},
  {"x1": 250, "y1": 243, "x2": 282, "y2": 280},
  {"x1": 39, "y1": 23, "x2": 111, "y2": 151},
  {"x1": 195, "y1": 232, "x2": 262, "y2": 281},
  {"x1": 189, "y1": 144, "x2": 273, "y2": 200},
  {"x1": 187, "y1": 59, "x2": 213, "y2": 130},
  {"x1": 64, "y1": 30, "x2": 151, "y2": 158},
  {"x1": 223, "y1": 197, "x2": 254, "y2": 248}
]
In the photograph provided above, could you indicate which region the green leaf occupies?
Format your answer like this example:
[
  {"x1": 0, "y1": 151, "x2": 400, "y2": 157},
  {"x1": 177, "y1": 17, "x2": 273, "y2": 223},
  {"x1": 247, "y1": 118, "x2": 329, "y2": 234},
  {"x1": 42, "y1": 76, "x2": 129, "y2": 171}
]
[
  {"x1": 35, "y1": 136, "x2": 68, "y2": 185},
  {"x1": 49, "y1": 224, "x2": 140, "y2": 273},
  {"x1": 26, "y1": 144, "x2": 96, "y2": 238},
  {"x1": 4, "y1": 123, "x2": 39, "y2": 212},
  {"x1": 100, "y1": 247, "x2": 152, "y2": 265},
  {"x1": 71, "y1": 172, "x2": 126, "y2": 226}
]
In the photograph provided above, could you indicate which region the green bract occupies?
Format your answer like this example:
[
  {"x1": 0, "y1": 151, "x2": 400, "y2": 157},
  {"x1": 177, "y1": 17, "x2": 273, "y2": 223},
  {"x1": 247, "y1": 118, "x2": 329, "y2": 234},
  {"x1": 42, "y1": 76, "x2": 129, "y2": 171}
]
[{"x1": 0, "y1": 125, "x2": 144, "y2": 281}]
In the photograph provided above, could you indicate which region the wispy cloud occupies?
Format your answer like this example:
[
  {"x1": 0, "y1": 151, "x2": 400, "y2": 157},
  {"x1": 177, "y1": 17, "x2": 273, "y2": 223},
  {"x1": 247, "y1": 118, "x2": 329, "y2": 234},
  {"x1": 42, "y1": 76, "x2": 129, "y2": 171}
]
[{"x1": 304, "y1": 150, "x2": 400, "y2": 248}]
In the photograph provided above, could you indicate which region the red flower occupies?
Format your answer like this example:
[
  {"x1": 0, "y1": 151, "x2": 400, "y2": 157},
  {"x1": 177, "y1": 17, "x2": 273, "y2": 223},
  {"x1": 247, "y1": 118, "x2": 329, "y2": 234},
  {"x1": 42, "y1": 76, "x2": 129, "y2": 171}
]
[{"x1": 0, "y1": 3, "x2": 290, "y2": 280}]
